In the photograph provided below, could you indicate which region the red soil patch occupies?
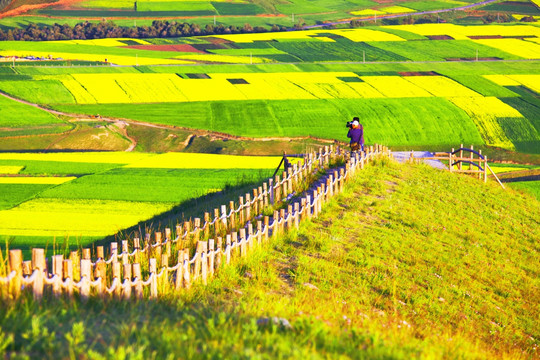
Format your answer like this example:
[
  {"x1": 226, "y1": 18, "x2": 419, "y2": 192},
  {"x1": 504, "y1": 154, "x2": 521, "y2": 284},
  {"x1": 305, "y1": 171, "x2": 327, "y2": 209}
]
[{"x1": 124, "y1": 44, "x2": 206, "y2": 53}]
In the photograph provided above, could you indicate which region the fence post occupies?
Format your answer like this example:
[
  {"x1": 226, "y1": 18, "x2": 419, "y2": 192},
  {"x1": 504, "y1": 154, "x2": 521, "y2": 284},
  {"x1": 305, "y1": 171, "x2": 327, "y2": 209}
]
[
  {"x1": 306, "y1": 195, "x2": 312, "y2": 220},
  {"x1": 32, "y1": 249, "x2": 45, "y2": 300},
  {"x1": 183, "y1": 250, "x2": 191, "y2": 289},
  {"x1": 208, "y1": 239, "x2": 215, "y2": 278},
  {"x1": 112, "y1": 262, "x2": 121, "y2": 299},
  {"x1": 194, "y1": 242, "x2": 202, "y2": 280},
  {"x1": 221, "y1": 205, "x2": 227, "y2": 231},
  {"x1": 339, "y1": 169, "x2": 345, "y2": 192},
  {"x1": 239, "y1": 196, "x2": 245, "y2": 225},
  {"x1": 239, "y1": 229, "x2": 247, "y2": 257},
  {"x1": 133, "y1": 263, "x2": 143, "y2": 299},
  {"x1": 204, "y1": 213, "x2": 210, "y2": 239},
  {"x1": 121, "y1": 241, "x2": 129, "y2": 265},
  {"x1": 268, "y1": 179, "x2": 274, "y2": 205},
  {"x1": 258, "y1": 186, "x2": 263, "y2": 212},
  {"x1": 165, "y1": 227, "x2": 172, "y2": 242},
  {"x1": 70, "y1": 251, "x2": 79, "y2": 281},
  {"x1": 248, "y1": 223, "x2": 254, "y2": 250},
  {"x1": 246, "y1": 194, "x2": 251, "y2": 222},
  {"x1": 449, "y1": 150, "x2": 453, "y2": 172},
  {"x1": 200, "y1": 242, "x2": 208, "y2": 285},
  {"x1": 63, "y1": 259, "x2": 73, "y2": 298},
  {"x1": 287, "y1": 205, "x2": 293, "y2": 230},
  {"x1": 133, "y1": 238, "x2": 140, "y2": 263},
  {"x1": 229, "y1": 201, "x2": 236, "y2": 231},
  {"x1": 95, "y1": 259, "x2": 106, "y2": 297},
  {"x1": 154, "y1": 233, "x2": 162, "y2": 266},
  {"x1": 274, "y1": 175, "x2": 281, "y2": 203},
  {"x1": 149, "y1": 258, "x2": 158, "y2": 298},
  {"x1": 96, "y1": 246, "x2": 104, "y2": 260},
  {"x1": 194, "y1": 218, "x2": 201, "y2": 242},
  {"x1": 273, "y1": 211, "x2": 279, "y2": 237},
  {"x1": 80, "y1": 259, "x2": 91, "y2": 300},
  {"x1": 264, "y1": 216, "x2": 269, "y2": 242},
  {"x1": 123, "y1": 263, "x2": 132, "y2": 300},
  {"x1": 52, "y1": 254, "x2": 63, "y2": 298},
  {"x1": 8, "y1": 250, "x2": 22, "y2": 298},
  {"x1": 82, "y1": 248, "x2": 91, "y2": 261},
  {"x1": 469, "y1": 145, "x2": 474, "y2": 172},
  {"x1": 263, "y1": 183, "x2": 269, "y2": 208},
  {"x1": 183, "y1": 221, "x2": 191, "y2": 247},
  {"x1": 225, "y1": 235, "x2": 232, "y2": 265},
  {"x1": 216, "y1": 237, "x2": 223, "y2": 269}
]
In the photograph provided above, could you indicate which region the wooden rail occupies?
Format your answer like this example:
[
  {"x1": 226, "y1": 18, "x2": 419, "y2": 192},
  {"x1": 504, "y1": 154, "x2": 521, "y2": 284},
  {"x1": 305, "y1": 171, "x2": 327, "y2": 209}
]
[
  {"x1": 408, "y1": 144, "x2": 504, "y2": 188},
  {"x1": 0, "y1": 145, "x2": 392, "y2": 301}
]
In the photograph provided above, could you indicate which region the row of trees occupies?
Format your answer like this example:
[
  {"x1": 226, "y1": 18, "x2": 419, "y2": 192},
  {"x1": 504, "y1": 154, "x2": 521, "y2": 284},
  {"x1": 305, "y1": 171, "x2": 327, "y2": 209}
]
[{"x1": 0, "y1": 20, "x2": 288, "y2": 41}]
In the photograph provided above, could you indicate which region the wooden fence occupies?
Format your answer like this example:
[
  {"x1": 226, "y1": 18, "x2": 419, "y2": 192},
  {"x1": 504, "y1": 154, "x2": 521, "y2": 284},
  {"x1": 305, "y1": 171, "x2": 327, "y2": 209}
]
[
  {"x1": 408, "y1": 144, "x2": 504, "y2": 188},
  {"x1": 0, "y1": 145, "x2": 391, "y2": 301}
]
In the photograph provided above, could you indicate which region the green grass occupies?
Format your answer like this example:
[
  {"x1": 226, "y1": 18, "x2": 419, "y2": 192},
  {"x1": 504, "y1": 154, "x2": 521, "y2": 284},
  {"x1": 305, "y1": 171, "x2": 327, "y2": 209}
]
[
  {"x1": 0, "y1": 80, "x2": 75, "y2": 105},
  {"x1": 136, "y1": 1, "x2": 215, "y2": 12},
  {"x1": 369, "y1": 39, "x2": 522, "y2": 61},
  {"x1": 38, "y1": 168, "x2": 273, "y2": 202},
  {"x1": 54, "y1": 97, "x2": 484, "y2": 146},
  {"x1": 0, "y1": 184, "x2": 52, "y2": 210},
  {"x1": 446, "y1": 74, "x2": 520, "y2": 97},
  {"x1": 272, "y1": 38, "x2": 409, "y2": 62},
  {"x1": 508, "y1": 180, "x2": 540, "y2": 200},
  {"x1": 0, "y1": 93, "x2": 65, "y2": 128},
  {"x1": 0, "y1": 160, "x2": 538, "y2": 358}
]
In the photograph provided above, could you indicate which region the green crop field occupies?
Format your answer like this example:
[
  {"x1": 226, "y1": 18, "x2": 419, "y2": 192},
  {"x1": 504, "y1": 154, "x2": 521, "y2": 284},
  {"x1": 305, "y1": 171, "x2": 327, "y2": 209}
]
[{"x1": 0, "y1": 152, "x2": 285, "y2": 249}]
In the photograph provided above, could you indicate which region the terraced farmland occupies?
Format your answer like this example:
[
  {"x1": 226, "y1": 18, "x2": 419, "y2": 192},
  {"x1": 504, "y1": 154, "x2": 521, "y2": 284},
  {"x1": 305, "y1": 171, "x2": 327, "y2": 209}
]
[
  {"x1": 0, "y1": 152, "x2": 285, "y2": 249},
  {"x1": 0, "y1": 24, "x2": 538, "y2": 154}
]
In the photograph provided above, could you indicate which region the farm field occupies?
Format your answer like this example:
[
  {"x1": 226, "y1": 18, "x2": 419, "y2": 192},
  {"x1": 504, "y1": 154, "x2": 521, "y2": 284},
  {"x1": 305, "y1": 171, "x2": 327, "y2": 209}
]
[
  {"x1": 1, "y1": 25, "x2": 539, "y2": 152},
  {"x1": 0, "y1": 152, "x2": 286, "y2": 250}
]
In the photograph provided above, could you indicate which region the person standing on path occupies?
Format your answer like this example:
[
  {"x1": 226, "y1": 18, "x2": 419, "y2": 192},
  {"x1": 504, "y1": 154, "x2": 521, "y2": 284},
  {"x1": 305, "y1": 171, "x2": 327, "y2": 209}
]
[{"x1": 347, "y1": 117, "x2": 364, "y2": 153}]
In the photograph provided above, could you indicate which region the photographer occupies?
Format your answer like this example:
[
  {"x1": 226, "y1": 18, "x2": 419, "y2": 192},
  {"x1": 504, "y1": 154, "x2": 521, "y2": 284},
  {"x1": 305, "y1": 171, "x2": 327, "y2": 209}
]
[{"x1": 346, "y1": 117, "x2": 364, "y2": 153}]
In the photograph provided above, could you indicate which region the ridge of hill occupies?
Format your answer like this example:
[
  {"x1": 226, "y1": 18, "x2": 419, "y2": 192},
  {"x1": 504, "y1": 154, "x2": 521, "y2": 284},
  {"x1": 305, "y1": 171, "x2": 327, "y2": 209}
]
[{"x1": 1, "y1": 159, "x2": 538, "y2": 358}]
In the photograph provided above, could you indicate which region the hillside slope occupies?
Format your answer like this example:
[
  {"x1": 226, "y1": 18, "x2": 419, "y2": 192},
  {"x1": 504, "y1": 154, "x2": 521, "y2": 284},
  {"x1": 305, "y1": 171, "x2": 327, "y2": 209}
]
[{"x1": 1, "y1": 159, "x2": 538, "y2": 358}]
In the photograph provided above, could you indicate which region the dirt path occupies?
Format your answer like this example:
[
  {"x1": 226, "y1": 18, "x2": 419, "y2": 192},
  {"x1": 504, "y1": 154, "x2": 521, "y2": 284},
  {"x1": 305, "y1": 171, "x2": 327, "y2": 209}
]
[
  {"x1": 0, "y1": 90, "x2": 338, "y2": 151},
  {"x1": 0, "y1": 0, "x2": 82, "y2": 19}
]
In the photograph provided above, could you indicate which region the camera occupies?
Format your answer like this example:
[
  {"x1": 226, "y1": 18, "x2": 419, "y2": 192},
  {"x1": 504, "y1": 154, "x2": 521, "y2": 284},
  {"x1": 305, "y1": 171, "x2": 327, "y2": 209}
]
[{"x1": 346, "y1": 121, "x2": 353, "y2": 128}]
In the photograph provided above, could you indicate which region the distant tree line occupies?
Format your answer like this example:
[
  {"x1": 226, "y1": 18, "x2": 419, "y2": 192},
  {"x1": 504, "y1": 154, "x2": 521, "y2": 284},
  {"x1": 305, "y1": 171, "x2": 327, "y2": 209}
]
[
  {"x1": 0, "y1": 20, "x2": 288, "y2": 41},
  {"x1": 350, "y1": 13, "x2": 520, "y2": 27}
]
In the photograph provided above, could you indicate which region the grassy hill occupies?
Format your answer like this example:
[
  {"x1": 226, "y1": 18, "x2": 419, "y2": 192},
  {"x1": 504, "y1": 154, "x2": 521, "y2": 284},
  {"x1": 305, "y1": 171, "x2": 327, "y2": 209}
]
[{"x1": 1, "y1": 159, "x2": 538, "y2": 358}]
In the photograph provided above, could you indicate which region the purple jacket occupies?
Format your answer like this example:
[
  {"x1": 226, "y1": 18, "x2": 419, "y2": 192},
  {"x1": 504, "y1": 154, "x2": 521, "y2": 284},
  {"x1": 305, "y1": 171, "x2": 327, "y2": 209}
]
[{"x1": 347, "y1": 126, "x2": 364, "y2": 144}]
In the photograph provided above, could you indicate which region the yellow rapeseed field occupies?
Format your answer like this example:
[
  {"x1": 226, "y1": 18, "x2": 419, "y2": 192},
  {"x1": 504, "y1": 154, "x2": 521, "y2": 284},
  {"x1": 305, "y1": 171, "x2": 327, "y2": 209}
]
[
  {"x1": 125, "y1": 152, "x2": 295, "y2": 169},
  {"x1": 0, "y1": 199, "x2": 174, "y2": 237},
  {"x1": 404, "y1": 76, "x2": 481, "y2": 97},
  {"x1": 350, "y1": 9, "x2": 385, "y2": 16},
  {"x1": 483, "y1": 74, "x2": 522, "y2": 86},
  {"x1": 61, "y1": 75, "x2": 98, "y2": 104},
  {"x1": 448, "y1": 96, "x2": 522, "y2": 149},
  {"x1": 332, "y1": 29, "x2": 405, "y2": 42},
  {"x1": 360, "y1": 76, "x2": 433, "y2": 98},
  {"x1": 507, "y1": 75, "x2": 540, "y2": 93},
  {"x1": 0, "y1": 152, "x2": 153, "y2": 164},
  {"x1": 0, "y1": 166, "x2": 23, "y2": 174},
  {"x1": 0, "y1": 177, "x2": 76, "y2": 184},
  {"x1": 380, "y1": 5, "x2": 415, "y2": 14},
  {"x1": 470, "y1": 38, "x2": 540, "y2": 59}
]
